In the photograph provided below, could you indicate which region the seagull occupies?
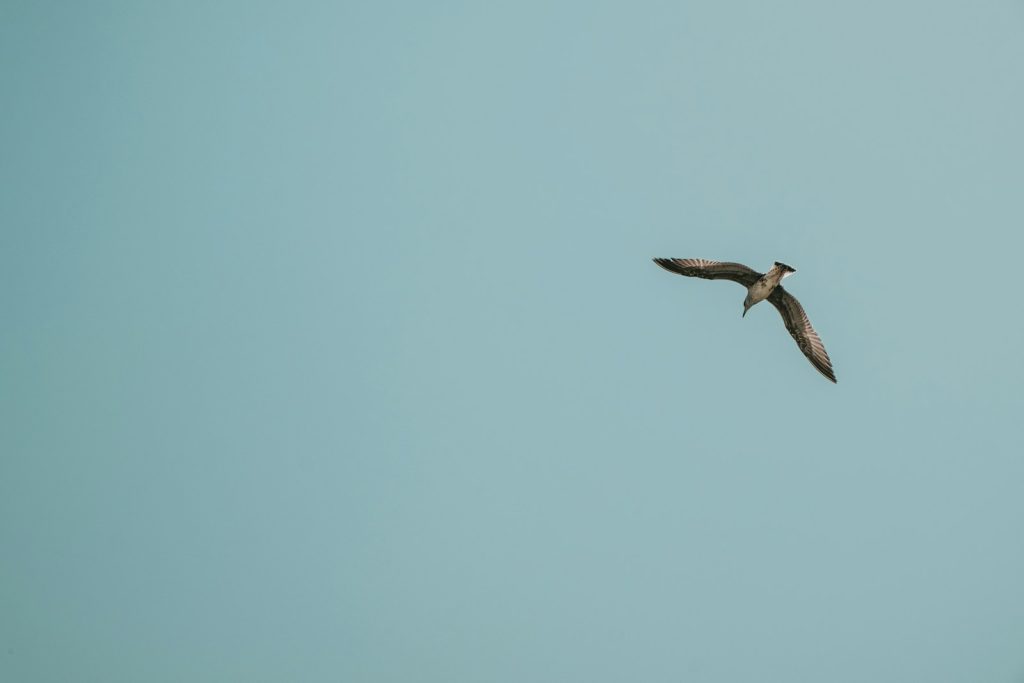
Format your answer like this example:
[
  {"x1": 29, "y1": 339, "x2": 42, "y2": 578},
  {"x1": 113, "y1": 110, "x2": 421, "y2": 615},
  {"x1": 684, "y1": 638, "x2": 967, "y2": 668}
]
[{"x1": 653, "y1": 258, "x2": 837, "y2": 383}]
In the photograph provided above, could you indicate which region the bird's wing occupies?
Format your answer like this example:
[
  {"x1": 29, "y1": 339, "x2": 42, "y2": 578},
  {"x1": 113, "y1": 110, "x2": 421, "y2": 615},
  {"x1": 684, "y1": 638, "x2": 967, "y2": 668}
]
[
  {"x1": 767, "y1": 286, "x2": 837, "y2": 383},
  {"x1": 652, "y1": 258, "x2": 761, "y2": 287}
]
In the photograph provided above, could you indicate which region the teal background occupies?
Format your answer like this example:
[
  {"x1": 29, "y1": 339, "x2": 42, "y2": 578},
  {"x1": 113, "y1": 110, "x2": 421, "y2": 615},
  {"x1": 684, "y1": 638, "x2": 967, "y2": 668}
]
[{"x1": 3, "y1": 2, "x2": 1024, "y2": 681}]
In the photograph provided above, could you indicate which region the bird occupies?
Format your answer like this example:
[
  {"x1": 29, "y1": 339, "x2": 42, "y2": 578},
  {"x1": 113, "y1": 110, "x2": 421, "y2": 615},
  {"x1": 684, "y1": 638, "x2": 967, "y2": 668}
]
[{"x1": 653, "y1": 258, "x2": 837, "y2": 383}]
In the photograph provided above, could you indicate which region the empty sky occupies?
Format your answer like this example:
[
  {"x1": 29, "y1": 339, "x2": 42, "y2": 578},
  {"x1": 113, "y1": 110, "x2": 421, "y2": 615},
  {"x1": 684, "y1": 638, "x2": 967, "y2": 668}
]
[{"x1": 4, "y1": 1, "x2": 1024, "y2": 681}]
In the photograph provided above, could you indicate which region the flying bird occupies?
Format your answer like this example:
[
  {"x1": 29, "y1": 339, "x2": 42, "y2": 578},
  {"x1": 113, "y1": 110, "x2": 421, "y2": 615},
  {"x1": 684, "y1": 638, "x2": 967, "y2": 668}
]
[{"x1": 653, "y1": 258, "x2": 837, "y2": 383}]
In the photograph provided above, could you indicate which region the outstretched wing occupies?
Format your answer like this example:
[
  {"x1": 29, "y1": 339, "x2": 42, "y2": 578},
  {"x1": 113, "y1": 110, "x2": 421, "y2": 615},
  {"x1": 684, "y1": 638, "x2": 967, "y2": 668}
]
[
  {"x1": 652, "y1": 258, "x2": 761, "y2": 287},
  {"x1": 767, "y1": 286, "x2": 837, "y2": 383}
]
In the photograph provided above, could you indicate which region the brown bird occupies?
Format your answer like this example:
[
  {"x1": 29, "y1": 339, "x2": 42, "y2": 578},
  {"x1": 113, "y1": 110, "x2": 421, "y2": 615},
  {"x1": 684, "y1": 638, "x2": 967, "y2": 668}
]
[{"x1": 653, "y1": 258, "x2": 837, "y2": 383}]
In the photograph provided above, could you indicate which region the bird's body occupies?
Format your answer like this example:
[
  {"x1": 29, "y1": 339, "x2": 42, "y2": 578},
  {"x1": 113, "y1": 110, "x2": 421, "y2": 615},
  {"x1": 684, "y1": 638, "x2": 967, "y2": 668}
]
[
  {"x1": 653, "y1": 257, "x2": 836, "y2": 383},
  {"x1": 743, "y1": 261, "x2": 795, "y2": 315}
]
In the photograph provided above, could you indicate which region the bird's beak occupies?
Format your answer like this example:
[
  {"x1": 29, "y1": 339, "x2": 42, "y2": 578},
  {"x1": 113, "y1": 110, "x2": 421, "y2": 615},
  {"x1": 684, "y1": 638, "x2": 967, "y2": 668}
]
[{"x1": 742, "y1": 307, "x2": 747, "y2": 318}]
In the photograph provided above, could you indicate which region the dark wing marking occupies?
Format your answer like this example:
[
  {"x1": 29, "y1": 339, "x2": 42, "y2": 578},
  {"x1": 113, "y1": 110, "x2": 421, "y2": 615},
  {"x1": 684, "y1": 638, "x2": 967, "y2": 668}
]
[
  {"x1": 652, "y1": 258, "x2": 761, "y2": 287},
  {"x1": 767, "y1": 286, "x2": 837, "y2": 383}
]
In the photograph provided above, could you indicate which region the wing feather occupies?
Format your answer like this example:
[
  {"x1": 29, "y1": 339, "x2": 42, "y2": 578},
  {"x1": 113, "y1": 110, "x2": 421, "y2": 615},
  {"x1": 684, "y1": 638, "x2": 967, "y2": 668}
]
[
  {"x1": 652, "y1": 258, "x2": 761, "y2": 287},
  {"x1": 767, "y1": 286, "x2": 837, "y2": 383}
]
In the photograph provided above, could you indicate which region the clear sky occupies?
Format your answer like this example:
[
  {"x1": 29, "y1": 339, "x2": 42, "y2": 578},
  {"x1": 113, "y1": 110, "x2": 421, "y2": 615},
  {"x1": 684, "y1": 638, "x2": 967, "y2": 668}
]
[{"x1": 3, "y1": 1, "x2": 1024, "y2": 681}]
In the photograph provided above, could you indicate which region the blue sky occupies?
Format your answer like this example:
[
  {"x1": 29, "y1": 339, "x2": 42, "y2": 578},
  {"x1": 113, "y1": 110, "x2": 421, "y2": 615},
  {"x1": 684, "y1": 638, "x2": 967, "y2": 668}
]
[{"x1": 3, "y1": 2, "x2": 1024, "y2": 681}]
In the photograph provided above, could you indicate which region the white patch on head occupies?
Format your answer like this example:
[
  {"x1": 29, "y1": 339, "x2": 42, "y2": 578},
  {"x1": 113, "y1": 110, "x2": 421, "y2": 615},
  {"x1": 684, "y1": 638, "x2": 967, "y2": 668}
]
[{"x1": 781, "y1": 269, "x2": 794, "y2": 279}]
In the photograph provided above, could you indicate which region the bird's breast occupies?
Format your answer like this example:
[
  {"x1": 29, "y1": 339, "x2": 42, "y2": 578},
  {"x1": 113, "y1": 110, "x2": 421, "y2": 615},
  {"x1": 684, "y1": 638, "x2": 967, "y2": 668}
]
[{"x1": 746, "y1": 278, "x2": 776, "y2": 304}]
